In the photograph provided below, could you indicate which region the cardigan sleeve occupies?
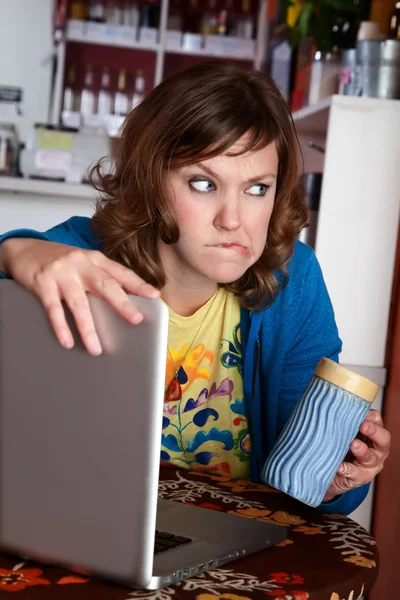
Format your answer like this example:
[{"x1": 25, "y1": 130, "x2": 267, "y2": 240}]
[{"x1": 0, "y1": 217, "x2": 100, "y2": 278}]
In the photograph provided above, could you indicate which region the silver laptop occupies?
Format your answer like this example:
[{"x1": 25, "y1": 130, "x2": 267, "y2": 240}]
[{"x1": 0, "y1": 280, "x2": 286, "y2": 590}]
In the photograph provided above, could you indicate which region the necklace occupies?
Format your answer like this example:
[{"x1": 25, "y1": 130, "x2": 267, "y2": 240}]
[{"x1": 165, "y1": 290, "x2": 219, "y2": 403}]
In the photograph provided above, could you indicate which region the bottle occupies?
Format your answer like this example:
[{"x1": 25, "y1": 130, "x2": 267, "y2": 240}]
[
  {"x1": 236, "y1": 0, "x2": 253, "y2": 39},
  {"x1": 123, "y1": 1, "x2": 140, "y2": 26},
  {"x1": 69, "y1": 1, "x2": 87, "y2": 20},
  {"x1": 167, "y1": 0, "x2": 183, "y2": 31},
  {"x1": 114, "y1": 69, "x2": 129, "y2": 116},
  {"x1": 225, "y1": 0, "x2": 235, "y2": 36},
  {"x1": 389, "y1": 2, "x2": 400, "y2": 40},
  {"x1": 217, "y1": 0, "x2": 233, "y2": 36},
  {"x1": 201, "y1": 0, "x2": 218, "y2": 36},
  {"x1": 88, "y1": 0, "x2": 106, "y2": 22},
  {"x1": 217, "y1": 8, "x2": 228, "y2": 35},
  {"x1": 80, "y1": 64, "x2": 96, "y2": 116},
  {"x1": 140, "y1": 0, "x2": 160, "y2": 28},
  {"x1": 106, "y1": 0, "x2": 122, "y2": 24},
  {"x1": 97, "y1": 67, "x2": 112, "y2": 115},
  {"x1": 63, "y1": 64, "x2": 77, "y2": 112},
  {"x1": 131, "y1": 70, "x2": 145, "y2": 109},
  {"x1": 184, "y1": 0, "x2": 199, "y2": 33}
]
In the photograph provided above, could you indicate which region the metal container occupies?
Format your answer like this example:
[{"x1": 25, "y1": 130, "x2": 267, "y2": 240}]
[
  {"x1": 356, "y1": 40, "x2": 381, "y2": 97},
  {"x1": 356, "y1": 39, "x2": 381, "y2": 65},
  {"x1": 340, "y1": 48, "x2": 361, "y2": 96},
  {"x1": 360, "y1": 64, "x2": 380, "y2": 96},
  {"x1": 378, "y1": 40, "x2": 400, "y2": 99},
  {"x1": 298, "y1": 172, "x2": 322, "y2": 250},
  {"x1": 381, "y1": 39, "x2": 400, "y2": 63}
]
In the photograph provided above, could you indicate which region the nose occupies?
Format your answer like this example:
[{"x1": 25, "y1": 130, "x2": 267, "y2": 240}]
[{"x1": 213, "y1": 196, "x2": 241, "y2": 232}]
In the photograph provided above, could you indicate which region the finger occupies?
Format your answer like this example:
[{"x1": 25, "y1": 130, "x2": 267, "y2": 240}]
[
  {"x1": 337, "y1": 460, "x2": 368, "y2": 482},
  {"x1": 359, "y1": 419, "x2": 391, "y2": 453},
  {"x1": 32, "y1": 275, "x2": 75, "y2": 350},
  {"x1": 350, "y1": 437, "x2": 370, "y2": 460},
  {"x1": 350, "y1": 439, "x2": 382, "y2": 469},
  {"x1": 89, "y1": 252, "x2": 160, "y2": 298},
  {"x1": 90, "y1": 275, "x2": 144, "y2": 325},
  {"x1": 363, "y1": 409, "x2": 383, "y2": 428},
  {"x1": 61, "y1": 282, "x2": 102, "y2": 356}
]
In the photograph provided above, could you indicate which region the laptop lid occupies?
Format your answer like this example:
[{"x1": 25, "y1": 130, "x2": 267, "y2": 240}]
[{"x1": 0, "y1": 280, "x2": 168, "y2": 588}]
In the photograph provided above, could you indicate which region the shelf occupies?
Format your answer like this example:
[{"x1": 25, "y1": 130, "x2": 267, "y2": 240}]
[
  {"x1": 66, "y1": 31, "x2": 255, "y2": 61},
  {"x1": 0, "y1": 177, "x2": 96, "y2": 200},
  {"x1": 66, "y1": 31, "x2": 160, "y2": 53},
  {"x1": 293, "y1": 95, "x2": 400, "y2": 136},
  {"x1": 165, "y1": 46, "x2": 254, "y2": 61},
  {"x1": 292, "y1": 96, "x2": 332, "y2": 136}
]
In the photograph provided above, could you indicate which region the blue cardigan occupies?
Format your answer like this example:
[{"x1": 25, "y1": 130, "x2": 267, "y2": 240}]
[{"x1": 0, "y1": 217, "x2": 370, "y2": 515}]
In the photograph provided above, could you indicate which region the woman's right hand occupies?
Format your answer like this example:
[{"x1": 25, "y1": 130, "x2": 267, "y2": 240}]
[{"x1": 1, "y1": 238, "x2": 160, "y2": 356}]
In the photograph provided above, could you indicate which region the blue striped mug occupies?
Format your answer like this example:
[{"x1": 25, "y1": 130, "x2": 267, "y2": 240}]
[{"x1": 261, "y1": 358, "x2": 379, "y2": 507}]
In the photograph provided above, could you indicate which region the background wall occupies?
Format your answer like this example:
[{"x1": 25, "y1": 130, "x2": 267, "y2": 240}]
[{"x1": 370, "y1": 0, "x2": 395, "y2": 35}]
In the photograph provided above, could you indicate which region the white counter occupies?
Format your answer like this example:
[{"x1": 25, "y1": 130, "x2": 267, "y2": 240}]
[{"x1": 0, "y1": 176, "x2": 96, "y2": 233}]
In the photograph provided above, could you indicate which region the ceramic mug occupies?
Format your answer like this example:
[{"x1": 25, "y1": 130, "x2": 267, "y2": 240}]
[{"x1": 261, "y1": 358, "x2": 379, "y2": 507}]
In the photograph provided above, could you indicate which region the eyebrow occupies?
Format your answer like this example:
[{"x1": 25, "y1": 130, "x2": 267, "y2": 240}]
[{"x1": 192, "y1": 163, "x2": 277, "y2": 184}]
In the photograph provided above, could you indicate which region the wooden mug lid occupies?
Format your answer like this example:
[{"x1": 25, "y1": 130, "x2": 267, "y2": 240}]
[{"x1": 314, "y1": 358, "x2": 379, "y2": 403}]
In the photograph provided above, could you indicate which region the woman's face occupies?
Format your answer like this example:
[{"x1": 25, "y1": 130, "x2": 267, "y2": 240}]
[{"x1": 159, "y1": 137, "x2": 279, "y2": 291}]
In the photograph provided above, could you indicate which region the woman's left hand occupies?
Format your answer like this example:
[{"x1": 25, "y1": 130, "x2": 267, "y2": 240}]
[{"x1": 323, "y1": 409, "x2": 390, "y2": 502}]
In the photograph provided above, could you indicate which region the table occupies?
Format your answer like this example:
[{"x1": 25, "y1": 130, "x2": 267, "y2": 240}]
[{"x1": 0, "y1": 467, "x2": 378, "y2": 599}]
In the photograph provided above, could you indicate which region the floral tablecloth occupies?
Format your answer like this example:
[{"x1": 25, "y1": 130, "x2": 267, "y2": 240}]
[{"x1": 0, "y1": 467, "x2": 378, "y2": 599}]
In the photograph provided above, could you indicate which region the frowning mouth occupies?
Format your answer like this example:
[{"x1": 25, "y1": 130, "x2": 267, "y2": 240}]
[{"x1": 208, "y1": 243, "x2": 249, "y2": 256}]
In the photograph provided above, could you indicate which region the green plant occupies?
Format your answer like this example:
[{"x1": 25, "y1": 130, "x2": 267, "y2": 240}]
[{"x1": 288, "y1": 0, "x2": 365, "y2": 52}]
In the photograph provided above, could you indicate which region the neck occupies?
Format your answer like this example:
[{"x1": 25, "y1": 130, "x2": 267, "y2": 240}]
[
  {"x1": 161, "y1": 279, "x2": 218, "y2": 316},
  {"x1": 158, "y1": 240, "x2": 219, "y2": 316}
]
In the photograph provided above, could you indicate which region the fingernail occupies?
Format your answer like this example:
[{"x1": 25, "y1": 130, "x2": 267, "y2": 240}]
[
  {"x1": 130, "y1": 312, "x2": 143, "y2": 324},
  {"x1": 61, "y1": 336, "x2": 73, "y2": 349},
  {"x1": 338, "y1": 464, "x2": 345, "y2": 474},
  {"x1": 88, "y1": 335, "x2": 102, "y2": 356},
  {"x1": 353, "y1": 440, "x2": 360, "y2": 450},
  {"x1": 148, "y1": 288, "x2": 160, "y2": 298},
  {"x1": 363, "y1": 422, "x2": 371, "y2": 433}
]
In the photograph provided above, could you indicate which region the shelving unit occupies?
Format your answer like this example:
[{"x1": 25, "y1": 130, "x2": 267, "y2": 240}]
[
  {"x1": 295, "y1": 95, "x2": 400, "y2": 369},
  {"x1": 293, "y1": 95, "x2": 400, "y2": 533},
  {"x1": 51, "y1": 0, "x2": 267, "y2": 126},
  {"x1": 292, "y1": 96, "x2": 332, "y2": 135}
]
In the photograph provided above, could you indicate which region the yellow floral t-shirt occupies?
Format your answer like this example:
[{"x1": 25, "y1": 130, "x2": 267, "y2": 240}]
[{"x1": 161, "y1": 288, "x2": 251, "y2": 480}]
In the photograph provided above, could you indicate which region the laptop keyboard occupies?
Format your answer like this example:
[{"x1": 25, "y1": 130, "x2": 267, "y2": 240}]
[{"x1": 154, "y1": 530, "x2": 192, "y2": 555}]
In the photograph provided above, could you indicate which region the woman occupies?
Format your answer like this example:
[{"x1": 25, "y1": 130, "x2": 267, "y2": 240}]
[{"x1": 0, "y1": 61, "x2": 390, "y2": 514}]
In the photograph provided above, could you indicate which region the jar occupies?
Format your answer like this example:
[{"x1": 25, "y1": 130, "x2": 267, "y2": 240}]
[{"x1": 262, "y1": 359, "x2": 379, "y2": 507}]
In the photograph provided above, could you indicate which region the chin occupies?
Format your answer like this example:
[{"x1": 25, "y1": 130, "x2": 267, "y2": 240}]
[{"x1": 204, "y1": 264, "x2": 249, "y2": 285}]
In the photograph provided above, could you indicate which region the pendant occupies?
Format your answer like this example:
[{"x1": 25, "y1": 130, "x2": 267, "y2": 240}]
[{"x1": 165, "y1": 374, "x2": 182, "y2": 402}]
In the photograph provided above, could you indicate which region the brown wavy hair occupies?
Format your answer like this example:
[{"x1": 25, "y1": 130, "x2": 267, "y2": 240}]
[{"x1": 91, "y1": 60, "x2": 307, "y2": 310}]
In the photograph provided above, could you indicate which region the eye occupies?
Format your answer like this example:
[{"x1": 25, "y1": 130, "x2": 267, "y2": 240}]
[
  {"x1": 246, "y1": 183, "x2": 269, "y2": 196},
  {"x1": 189, "y1": 178, "x2": 215, "y2": 193}
]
